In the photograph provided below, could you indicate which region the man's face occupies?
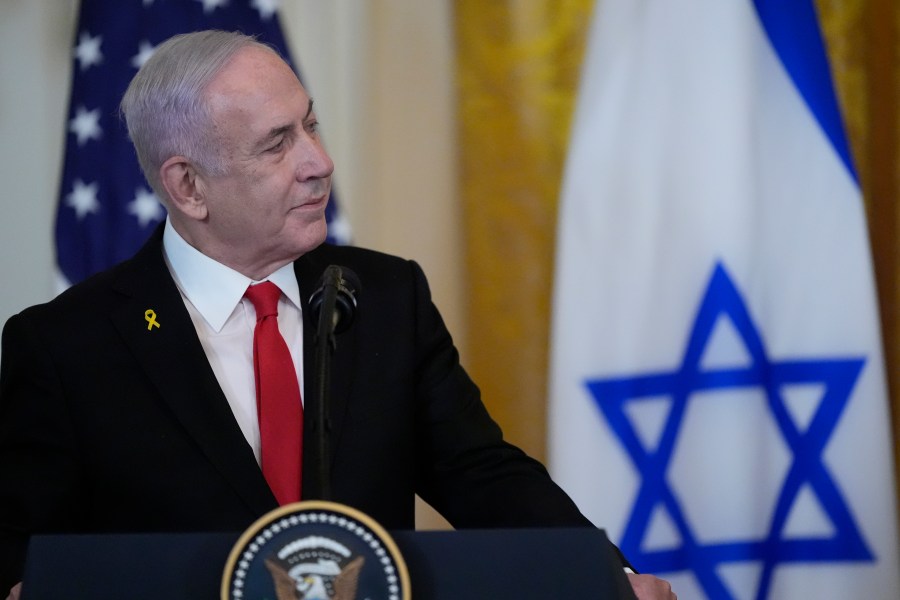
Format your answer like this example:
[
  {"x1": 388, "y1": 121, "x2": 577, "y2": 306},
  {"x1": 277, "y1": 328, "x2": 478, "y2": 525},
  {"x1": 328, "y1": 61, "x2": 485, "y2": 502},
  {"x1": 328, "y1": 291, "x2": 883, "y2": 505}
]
[{"x1": 197, "y1": 46, "x2": 334, "y2": 276}]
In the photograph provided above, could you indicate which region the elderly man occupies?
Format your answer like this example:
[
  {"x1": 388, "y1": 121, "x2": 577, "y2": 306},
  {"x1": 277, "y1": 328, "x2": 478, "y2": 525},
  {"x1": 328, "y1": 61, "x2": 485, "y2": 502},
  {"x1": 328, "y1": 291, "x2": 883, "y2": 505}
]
[{"x1": 0, "y1": 30, "x2": 673, "y2": 599}]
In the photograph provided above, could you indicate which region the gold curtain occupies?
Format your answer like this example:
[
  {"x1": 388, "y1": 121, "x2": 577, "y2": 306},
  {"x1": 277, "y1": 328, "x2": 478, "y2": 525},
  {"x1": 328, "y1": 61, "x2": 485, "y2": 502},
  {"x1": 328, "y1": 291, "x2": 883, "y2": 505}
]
[
  {"x1": 455, "y1": 0, "x2": 594, "y2": 460},
  {"x1": 455, "y1": 0, "x2": 900, "y2": 482},
  {"x1": 818, "y1": 0, "x2": 900, "y2": 492}
]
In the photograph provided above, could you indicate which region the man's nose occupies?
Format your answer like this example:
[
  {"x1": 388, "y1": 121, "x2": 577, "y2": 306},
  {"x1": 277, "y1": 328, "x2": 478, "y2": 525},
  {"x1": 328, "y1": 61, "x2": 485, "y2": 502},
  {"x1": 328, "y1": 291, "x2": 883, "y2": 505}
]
[{"x1": 296, "y1": 138, "x2": 334, "y2": 182}]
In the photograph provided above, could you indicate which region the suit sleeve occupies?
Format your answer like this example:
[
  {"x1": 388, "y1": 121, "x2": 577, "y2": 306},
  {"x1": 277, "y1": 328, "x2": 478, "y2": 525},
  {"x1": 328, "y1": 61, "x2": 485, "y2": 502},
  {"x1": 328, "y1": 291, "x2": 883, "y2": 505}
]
[
  {"x1": 405, "y1": 261, "x2": 587, "y2": 527},
  {"x1": 404, "y1": 260, "x2": 635, "y2": 570},
  {"x1": 0, "y1": 312, "x2": 86, "y2": 592}
]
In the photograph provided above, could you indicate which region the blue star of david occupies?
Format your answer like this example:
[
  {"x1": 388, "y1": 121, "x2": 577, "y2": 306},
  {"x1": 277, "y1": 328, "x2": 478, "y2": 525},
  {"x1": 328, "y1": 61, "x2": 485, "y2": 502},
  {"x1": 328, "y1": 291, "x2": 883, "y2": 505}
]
[{"x1": 587, "y1": 262, "x2": 873, "y2": 599}]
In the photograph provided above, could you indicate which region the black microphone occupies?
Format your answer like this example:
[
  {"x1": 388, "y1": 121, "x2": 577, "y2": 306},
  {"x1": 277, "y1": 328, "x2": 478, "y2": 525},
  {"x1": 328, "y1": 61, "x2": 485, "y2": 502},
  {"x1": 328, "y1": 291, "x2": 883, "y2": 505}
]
[
  {"x1": 309, "y1": 265, "x2": 361, "y2": 334},
  {"x1": 308, "y1": 264, "x2": 360, "y2": 501}
]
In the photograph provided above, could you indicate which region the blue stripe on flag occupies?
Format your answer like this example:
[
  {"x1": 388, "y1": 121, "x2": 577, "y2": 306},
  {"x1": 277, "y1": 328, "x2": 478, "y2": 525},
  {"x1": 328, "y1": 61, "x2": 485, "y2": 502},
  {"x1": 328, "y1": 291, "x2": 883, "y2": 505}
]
[{"x1": 752, "y1": 0, "x2": 857, "y2": 182}]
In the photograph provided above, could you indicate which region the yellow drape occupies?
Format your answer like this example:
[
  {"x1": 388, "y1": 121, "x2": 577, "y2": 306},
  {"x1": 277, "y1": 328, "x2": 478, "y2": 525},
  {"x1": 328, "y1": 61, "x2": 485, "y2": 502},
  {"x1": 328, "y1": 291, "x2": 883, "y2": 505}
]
[
  {"x1": 818, "y1": 0, "x2": 900, "y2": 497},
  {"x1": 455, "y1": 0, "x2": 594, "y2": 460}
]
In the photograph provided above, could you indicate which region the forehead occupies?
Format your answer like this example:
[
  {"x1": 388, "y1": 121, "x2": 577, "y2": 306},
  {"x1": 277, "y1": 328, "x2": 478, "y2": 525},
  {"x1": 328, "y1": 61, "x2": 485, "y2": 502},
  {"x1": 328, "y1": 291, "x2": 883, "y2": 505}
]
[{"x1": 204, "y1": 46, "x2": 310, "y2": 136}]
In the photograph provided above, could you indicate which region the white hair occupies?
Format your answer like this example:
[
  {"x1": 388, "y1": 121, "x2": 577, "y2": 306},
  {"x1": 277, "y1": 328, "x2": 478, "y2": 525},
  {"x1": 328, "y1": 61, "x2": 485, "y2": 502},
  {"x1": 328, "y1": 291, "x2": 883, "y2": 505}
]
[{"x1": 120, "y1": 30, "x2": 280, "y2": 199}]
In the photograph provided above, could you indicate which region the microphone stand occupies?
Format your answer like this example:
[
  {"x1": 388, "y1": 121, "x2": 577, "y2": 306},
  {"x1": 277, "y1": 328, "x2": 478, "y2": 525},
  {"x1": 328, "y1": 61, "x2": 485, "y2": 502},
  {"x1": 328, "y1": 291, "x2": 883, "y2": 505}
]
[{"x1": 312, "y1": 266, "x2": 343, "y2": 501}]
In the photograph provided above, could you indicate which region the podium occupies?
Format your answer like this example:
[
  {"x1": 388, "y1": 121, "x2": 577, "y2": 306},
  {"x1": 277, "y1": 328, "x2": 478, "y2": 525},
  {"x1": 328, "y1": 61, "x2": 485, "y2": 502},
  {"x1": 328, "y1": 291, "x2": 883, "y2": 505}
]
[{"x1": 21, "y1": 528, "x2": 636, "y2": 599}]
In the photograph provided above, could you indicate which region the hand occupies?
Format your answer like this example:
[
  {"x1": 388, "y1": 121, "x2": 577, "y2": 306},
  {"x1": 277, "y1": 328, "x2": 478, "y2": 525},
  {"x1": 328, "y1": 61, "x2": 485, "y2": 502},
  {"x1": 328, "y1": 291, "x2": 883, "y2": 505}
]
[
  {"x1": 4, "y1": 582, "x2": 21, "y2": 600},
  {"x1": 627, "y1": 572, "x2": 676, "y2": 600}
]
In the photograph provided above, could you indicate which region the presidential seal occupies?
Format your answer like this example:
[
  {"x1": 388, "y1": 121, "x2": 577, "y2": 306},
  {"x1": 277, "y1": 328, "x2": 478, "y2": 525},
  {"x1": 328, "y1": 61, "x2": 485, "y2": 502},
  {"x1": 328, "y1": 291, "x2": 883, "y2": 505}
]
[{"x1": 221, "y1": 501, "x2": 410, "y2": 600}]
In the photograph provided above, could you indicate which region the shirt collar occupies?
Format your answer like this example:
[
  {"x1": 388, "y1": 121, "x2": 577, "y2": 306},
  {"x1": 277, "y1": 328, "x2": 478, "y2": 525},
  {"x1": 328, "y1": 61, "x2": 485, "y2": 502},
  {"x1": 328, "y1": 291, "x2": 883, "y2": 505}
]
[{"x1": 162, "y1": 218, "x2": 302, "y2": 332}]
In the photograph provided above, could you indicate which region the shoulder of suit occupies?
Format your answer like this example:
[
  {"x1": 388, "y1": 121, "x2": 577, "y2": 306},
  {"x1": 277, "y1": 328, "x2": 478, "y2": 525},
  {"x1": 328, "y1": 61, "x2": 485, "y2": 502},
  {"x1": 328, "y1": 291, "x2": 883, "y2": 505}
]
[
  {"x1": 305, "y1": 244, "x2": 419, "y2": 276},
  {"x1": 306, "y1": 243, "x2": 407, "y2": 265},
  {"x1": 300, "y1": 244, "x2": 428, "y2": 300},
  {"x1": 19, "y1": 238, "x2": 166, "y2": 323}
]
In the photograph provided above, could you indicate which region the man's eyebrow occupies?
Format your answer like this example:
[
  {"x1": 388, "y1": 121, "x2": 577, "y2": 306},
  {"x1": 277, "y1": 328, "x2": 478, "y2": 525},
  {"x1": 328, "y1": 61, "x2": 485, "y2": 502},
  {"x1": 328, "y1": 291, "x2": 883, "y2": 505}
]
[{"x1": 304, "y1": 98, "x2": 315, "y2": 120}]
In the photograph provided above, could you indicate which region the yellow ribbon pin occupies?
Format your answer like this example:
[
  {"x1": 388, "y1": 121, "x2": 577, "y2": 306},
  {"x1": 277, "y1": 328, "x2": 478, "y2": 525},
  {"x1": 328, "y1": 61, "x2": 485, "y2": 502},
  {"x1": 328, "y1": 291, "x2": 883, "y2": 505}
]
[{"x1": 145, "y1": 309, "x2": 160, "y2": 331}]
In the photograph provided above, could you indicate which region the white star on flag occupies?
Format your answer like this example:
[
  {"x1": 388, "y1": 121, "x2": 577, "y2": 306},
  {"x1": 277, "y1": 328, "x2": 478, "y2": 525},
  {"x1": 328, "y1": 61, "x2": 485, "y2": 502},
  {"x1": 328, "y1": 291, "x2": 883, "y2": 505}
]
[
  {"x1": 131, "y1": 41, "x2": 156, "y2": 69},
  {"x1": 197, "y1": 0, "x2": 229, "y2": 14},
  {"x1": 251, "y1": 0, "x2": 281, "y2": 20},
  {"x1": 68, "y1": 106, "x2": 102, "y2": 146},
  {"x1": 66, "y1": 180, "x2": 100, "y2": 220},
  {"x1": 127, "y1": 188, "x2": 165, "y2": 227},
  {"x1": 74, "y1": 31, "x2": 103, "y2": 71}
]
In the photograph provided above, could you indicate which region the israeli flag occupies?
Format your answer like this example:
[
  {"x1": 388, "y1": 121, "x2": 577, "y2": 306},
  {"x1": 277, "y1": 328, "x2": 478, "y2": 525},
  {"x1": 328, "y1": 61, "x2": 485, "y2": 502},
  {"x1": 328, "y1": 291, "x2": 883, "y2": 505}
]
[{"x1": 548, "y1": 1, "x2": 900, "y2": 598}]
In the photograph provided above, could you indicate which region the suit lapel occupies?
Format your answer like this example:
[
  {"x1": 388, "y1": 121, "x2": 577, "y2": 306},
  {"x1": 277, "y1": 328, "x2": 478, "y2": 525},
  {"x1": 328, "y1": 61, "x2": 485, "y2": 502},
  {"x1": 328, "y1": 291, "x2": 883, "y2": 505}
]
[
  {"x1": 109, "y1": 228, "x2": 276, "y2": 514},
  {"x1": 295, "y1": 250, "x2": 357, "y2": 499}
]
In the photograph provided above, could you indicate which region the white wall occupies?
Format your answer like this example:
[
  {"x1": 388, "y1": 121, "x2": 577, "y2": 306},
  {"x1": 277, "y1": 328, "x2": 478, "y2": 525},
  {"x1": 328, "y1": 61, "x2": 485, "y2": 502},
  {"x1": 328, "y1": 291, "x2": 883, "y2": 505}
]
[
  {"x1": 0, "y1": 0, "x2": 78, "y2": 326},
  {"x1": 0, "y1": 0, "x2": 464, "y2": 354}
]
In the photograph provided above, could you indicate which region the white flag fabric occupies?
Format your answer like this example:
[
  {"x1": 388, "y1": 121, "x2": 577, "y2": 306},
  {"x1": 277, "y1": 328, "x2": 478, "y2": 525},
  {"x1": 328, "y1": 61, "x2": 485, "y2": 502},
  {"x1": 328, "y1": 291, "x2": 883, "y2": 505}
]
[{"x1": 548, "y1": 1, "x2": 900, "y2": 598}]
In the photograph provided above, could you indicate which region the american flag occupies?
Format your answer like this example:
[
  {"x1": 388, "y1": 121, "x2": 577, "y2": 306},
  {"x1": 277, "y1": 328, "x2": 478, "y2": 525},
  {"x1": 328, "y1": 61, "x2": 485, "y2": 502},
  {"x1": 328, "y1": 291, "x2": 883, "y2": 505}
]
[{"x1": 56, "y1": 0, "x2": 350, "y2": 287}]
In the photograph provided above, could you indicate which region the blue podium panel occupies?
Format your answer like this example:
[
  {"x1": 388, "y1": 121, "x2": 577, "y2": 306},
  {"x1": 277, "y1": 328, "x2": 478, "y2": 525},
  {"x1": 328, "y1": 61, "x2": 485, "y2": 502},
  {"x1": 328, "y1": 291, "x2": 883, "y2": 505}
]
[
  {"x1": 21, "y1": 528, "x2": 634, "y2": 599},
  {"x1": 391, "y1": 528, "x2": 635, "y2": 600},
  {"x1": 22, "y1": 532, "x2": 237, "y2": 600}
]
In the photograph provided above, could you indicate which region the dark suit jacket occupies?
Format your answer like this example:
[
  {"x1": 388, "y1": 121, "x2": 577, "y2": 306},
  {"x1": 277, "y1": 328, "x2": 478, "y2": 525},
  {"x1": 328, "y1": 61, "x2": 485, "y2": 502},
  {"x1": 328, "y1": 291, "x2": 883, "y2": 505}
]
[{"x1": 0, "y1": 227, "x2": 597, "y2": 590}]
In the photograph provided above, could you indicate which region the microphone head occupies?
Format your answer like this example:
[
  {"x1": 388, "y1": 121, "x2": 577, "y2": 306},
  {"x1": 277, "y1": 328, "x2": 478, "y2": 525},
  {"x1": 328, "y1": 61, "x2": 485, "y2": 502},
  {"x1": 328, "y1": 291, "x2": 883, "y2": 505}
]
[
  {"x1": 332, "y1": 266, "x2": 361, "y2": 334},
  {"x1": 310, "y1": 265, "x2": 361, "y2": 334}
]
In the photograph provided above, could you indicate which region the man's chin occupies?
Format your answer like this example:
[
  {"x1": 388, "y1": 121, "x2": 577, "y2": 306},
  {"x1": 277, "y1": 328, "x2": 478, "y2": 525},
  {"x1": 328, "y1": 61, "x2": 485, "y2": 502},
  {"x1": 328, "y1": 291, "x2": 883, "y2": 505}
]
[{"x1": 292, "y1": 219, "x2": 329, "y2": 255}]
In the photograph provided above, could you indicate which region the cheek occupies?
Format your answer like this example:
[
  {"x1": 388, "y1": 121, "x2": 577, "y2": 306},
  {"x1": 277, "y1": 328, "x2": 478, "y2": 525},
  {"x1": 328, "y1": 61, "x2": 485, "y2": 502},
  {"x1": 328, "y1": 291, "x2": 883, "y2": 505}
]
[
  {"x1": 251, "y1": 168, "x2": 295, "y2": 202},
  {"x1": 208, "y1": 183, "x2": 262, "y2": 232}
]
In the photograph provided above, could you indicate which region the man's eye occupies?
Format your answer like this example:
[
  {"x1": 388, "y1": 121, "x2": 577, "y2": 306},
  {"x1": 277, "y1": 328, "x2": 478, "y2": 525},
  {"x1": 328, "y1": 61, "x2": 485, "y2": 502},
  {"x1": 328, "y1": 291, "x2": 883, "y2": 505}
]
[
  {"x1": 305, "y1": 120, "x2": 319, "y2": 134},
  {"x1": 268, "y1": 139, "x2": 285, "y2": 152}
]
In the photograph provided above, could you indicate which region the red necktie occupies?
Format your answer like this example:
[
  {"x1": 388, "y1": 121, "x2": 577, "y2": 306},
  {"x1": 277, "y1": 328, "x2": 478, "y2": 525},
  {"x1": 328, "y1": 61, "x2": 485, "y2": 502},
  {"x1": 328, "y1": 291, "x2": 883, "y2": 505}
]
[{"x1": 245, "y1": 281, "x2": 302, "y2": 504}]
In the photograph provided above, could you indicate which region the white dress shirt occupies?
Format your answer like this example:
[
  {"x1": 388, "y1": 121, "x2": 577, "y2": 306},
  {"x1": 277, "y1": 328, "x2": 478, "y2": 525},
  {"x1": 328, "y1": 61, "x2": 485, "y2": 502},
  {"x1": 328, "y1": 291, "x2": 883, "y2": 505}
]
[{"x1": 161, "y1": 219, "x2": 305, "y2": 464}]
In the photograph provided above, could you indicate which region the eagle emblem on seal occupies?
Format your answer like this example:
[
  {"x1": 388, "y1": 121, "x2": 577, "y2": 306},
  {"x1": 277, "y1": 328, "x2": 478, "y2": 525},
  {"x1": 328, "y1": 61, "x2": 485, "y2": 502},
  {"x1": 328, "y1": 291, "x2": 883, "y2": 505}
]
[{"x1": 264, "y1": 535, "x2": 365, "y2": 600}]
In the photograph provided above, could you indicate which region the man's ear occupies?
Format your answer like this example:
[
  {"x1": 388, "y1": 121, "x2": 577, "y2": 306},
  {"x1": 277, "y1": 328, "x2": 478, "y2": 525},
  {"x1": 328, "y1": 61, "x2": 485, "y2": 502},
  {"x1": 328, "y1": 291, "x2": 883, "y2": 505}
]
[{"x1": 159, "y1": 156, "x2": 209, "y2": 221}]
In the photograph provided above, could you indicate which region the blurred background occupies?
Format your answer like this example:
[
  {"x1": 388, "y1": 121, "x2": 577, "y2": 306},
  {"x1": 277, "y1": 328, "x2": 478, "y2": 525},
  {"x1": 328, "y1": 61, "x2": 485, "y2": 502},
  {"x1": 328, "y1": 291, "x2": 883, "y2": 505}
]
[{"x1": 0, "y1": 0, "x2": 898, "y2": 535}]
